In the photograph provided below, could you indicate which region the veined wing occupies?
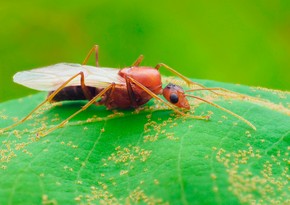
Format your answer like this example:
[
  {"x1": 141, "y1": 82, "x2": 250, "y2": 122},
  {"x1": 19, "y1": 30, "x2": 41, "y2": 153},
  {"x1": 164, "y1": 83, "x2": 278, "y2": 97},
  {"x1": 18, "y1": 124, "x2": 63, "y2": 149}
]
[{"x1": 13, "y1": 63, "x2": 125, "y2": 91}]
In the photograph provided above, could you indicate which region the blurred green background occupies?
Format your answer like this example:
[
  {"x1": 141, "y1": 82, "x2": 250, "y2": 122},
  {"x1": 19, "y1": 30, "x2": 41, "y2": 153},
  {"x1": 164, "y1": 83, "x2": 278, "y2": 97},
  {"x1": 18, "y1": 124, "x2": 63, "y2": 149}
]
[{"x1": 0, "y1": 0, "x2": 289, "y2": 102}]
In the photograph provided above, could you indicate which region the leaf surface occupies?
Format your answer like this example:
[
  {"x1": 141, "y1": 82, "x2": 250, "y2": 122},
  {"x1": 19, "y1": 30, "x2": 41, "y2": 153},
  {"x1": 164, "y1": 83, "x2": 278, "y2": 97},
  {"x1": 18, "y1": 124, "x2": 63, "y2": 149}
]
[{"x1": 0, "y1": 78, "x2": 289, "y2": 204}]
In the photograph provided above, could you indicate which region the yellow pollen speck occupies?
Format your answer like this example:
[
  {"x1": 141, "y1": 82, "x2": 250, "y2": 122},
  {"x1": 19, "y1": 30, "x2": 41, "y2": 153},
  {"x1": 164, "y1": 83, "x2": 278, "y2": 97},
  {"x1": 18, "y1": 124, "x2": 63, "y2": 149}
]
[
  {"x1": 76, "y1": 180, "x2": 82, "y2": 185},
  {"x1": 154, "y1": 179, "x2": 159, "y2": 185},
  {"x1": 120, "y1": 170, "x2": 128, "y2": 175},
  {"x1": 222, "y1": 115, "x2": 228, "y2": 119},
  {"x1": 74, "y1": 196, "x2": 81, "y2": 202},
  {"x1": 213, "y1": 186, "x2": 219, "y2": 192},
  {"x1": 211, "y1": 173, "x2": 217, "y2": 180},
  {"x1": 42, "y1": 195, "x2": 57, "y2": 205}
]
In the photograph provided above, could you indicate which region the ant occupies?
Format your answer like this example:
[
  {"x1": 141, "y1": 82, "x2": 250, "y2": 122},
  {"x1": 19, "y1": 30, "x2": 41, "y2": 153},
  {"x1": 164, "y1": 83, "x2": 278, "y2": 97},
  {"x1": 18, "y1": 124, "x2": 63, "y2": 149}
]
[{"x1": 1, "y1": 45, "x2": 256, "y2": 136}]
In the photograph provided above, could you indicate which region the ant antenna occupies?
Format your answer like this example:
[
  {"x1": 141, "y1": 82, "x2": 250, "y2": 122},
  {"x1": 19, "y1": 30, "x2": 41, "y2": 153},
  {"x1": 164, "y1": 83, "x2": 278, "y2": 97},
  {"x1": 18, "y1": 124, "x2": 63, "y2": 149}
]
[{"x1": 185, "y1": 94, "x2": 256, "y2": 130}]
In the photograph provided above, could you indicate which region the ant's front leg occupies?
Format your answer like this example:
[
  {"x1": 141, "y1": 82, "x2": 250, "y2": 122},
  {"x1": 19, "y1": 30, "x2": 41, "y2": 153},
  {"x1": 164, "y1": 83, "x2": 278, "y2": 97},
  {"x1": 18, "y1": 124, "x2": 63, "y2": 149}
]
[
  {"x1": 127, "y1": 77, "x2": 208, "y2": 120},
  {"x1": 155, "y1": 63, "x2": 209, "y2": 89},
  {"x1": 155, "y1": 63, "x2": 243, "y2": 97}
]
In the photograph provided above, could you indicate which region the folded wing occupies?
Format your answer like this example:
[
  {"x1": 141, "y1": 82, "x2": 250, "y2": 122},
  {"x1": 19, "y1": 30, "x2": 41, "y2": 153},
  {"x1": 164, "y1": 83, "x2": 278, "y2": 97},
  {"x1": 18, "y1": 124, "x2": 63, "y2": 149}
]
[{"x1": 13, "y1": 63, "x2": 125, "y2": 91}]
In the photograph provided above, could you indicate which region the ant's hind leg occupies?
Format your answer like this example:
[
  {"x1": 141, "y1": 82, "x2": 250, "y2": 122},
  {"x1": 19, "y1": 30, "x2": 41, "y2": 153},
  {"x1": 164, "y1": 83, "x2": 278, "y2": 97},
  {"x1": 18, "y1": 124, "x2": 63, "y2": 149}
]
[
  {"x1": 1, "y1": 72, "x2": 90, "y2": 132},
  {"x1": 82, "y1": 45, "x2": 99, "y2": 67}
]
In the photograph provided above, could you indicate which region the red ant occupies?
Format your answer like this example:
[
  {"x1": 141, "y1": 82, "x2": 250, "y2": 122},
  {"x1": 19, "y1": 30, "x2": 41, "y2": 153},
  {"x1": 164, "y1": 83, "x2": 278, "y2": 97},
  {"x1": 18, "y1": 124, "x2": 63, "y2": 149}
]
[{"x1": 1, "y1": 45, "x2": 256, "y2": 136}]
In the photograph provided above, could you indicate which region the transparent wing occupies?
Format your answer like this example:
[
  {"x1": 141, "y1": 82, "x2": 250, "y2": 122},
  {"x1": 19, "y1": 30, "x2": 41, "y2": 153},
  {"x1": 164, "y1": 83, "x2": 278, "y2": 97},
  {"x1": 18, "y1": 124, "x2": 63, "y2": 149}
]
[{"x1": 13, "y1": 63, "x2": 125, "y2": 91}]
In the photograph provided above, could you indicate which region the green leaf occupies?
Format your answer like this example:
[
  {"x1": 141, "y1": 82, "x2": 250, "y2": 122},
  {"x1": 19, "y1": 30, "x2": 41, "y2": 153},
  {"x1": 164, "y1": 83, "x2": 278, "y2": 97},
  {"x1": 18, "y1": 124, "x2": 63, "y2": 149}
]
[{"x1": 0, "y1": 78, "x2": 289, "y2": 205}]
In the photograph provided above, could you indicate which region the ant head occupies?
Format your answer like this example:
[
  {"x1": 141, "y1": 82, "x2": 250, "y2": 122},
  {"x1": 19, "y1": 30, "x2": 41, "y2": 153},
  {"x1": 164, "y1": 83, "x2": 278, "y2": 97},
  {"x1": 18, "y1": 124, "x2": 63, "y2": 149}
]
[{"x1": 163, "y1": 83, "x2": 190, "y2": 109}]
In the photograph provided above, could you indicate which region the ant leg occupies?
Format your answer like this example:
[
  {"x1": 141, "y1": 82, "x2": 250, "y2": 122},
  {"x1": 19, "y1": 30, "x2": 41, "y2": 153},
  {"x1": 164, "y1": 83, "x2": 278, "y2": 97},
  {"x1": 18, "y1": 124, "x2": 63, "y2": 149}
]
[
  {"x1": 47, "y1": 71, "x2": 93, "y2": 102},
  {"x1": 1, "y1": 72, "x2": 90, "y2": 132},
  {"x1": 155, "y1": 64, "x2": 256, "y2": 129},
  {"x1": 125, "y1": 76, "x2": 138, "y2": 108},
  {"x1": 132, "y1": 55, "x2": 144, "y2": 66},
  {"x1": 155, "y1": 63, "x2": 246, "y2": 98},
  {"x1": 82, "y1": 45, "x2": 99, "y2": 66},
  {"x1": 127, "y1": 77, "x2": 208, "y2": 120},
  {"x1": 40, "y1": 83, "x2": 115, "y2": 137},
  {"x1": 155, "y1": 63, "x2": 209, "y2": 89},
  {"x1": 78, "y1": 72, "x2": 93, "y2": 101},
  {"x1": 101, "y1": 83, "x2": 116, "y2": 106}
]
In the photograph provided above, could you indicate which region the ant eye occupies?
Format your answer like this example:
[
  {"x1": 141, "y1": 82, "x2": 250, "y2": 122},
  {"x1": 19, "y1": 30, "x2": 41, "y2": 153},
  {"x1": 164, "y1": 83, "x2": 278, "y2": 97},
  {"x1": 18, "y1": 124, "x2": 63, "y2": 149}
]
[
  {"x1": 170, "y1": 93, "x2": 179, "y2": 104},
  {"x1": 166, "y1": 83, "x2": 174, "y2": 89}
]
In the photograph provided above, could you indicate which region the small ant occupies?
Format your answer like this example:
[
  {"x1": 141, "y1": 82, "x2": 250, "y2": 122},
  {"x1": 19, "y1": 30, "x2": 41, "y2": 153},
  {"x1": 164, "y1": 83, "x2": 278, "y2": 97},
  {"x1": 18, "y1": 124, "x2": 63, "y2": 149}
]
[{"x1": 1, "y1": 45, "x2": 256, "y2": 136}]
